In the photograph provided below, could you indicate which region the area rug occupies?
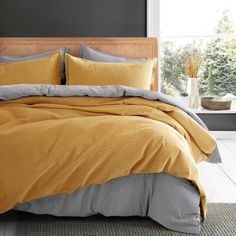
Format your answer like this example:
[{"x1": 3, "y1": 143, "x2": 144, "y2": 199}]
[{"x1": 1, "y1": 203, "x2": 236, "y2": 236}]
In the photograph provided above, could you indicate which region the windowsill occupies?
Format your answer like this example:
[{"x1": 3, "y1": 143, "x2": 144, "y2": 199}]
[
  {"x1": 191, "y1": 104, "x2": 236, "y2": 114},
  {"x1": 186, "y1": 100, "x2": 236, "y2": 131},
  {"x1": 177, "y1": 98, "x2": 236, "y2": 114}
]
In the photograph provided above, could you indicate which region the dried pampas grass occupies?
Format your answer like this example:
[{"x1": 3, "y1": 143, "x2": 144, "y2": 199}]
[{"x1": 185, "y1": 48, "x2": 202, "y2": 78}]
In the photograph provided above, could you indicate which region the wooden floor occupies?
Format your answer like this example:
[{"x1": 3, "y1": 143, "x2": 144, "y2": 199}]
[
  {"x1": 0, "y1": 138, "x2": 236, "y2": 236},
  {"x1": 198, "y1": 138, "x2": 236, "y2": 203}
]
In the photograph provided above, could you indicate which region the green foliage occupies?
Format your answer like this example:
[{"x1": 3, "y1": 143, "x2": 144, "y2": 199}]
[
  {"x1": 160, "y1": 41, "x2": 187, "y2": 95},
  {"x1": 180, "y1": 92, "x2": 188, "y2": 97},
  {"x1": 215, "y1": 11, "x2": 235, "y2": 34},
  {"x1": 199, "y1": 13, "x2": 236, "y2": 96},
  {"x1": 161, "y1": 12, "x2": 236, "y2": 97},
  {"x1": 161, "y1": 42, "x2": 203, "y2": 95}
]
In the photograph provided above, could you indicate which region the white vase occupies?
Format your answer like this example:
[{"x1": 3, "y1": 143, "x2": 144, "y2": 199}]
[{"x1": 189, "y1": 78, "x2": 200, "y2": 108}]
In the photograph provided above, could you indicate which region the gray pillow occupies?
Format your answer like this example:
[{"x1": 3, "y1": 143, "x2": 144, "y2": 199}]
[
  {"x1": 80, "y1": 44, "x2": 147, "y2": 62},
  {"x1": 0, "y1": 47, "x2": 68, "y2": 84}
]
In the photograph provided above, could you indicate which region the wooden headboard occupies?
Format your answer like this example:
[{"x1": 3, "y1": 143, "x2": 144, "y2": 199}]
[{"x1": 0, "y1": 37, "x2": 158, "y2": 90}]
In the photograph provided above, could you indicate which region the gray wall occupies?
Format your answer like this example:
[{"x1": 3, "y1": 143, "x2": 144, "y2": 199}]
[{"x1": 0, "y1": 0, "x2": 146, "y2": 37}]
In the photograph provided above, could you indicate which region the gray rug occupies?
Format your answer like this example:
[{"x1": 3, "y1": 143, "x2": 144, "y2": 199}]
[{"x1": 1, "y1": 203, "x2": 236, "y2": 236}]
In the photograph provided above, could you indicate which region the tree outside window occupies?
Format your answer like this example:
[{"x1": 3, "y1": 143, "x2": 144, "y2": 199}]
[{"x1": 160, "y1": 12, "x2": 236, "y2": 98}]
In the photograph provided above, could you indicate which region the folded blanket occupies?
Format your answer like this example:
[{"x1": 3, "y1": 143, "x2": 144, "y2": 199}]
[{"x1": 0, "y1": 85, "x2": 221, "y2": 219}]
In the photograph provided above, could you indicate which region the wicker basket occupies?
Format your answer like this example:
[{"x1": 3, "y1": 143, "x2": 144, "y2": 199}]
[{"x1": 201, "y1": 97, "x2": 232, "y2": 110}]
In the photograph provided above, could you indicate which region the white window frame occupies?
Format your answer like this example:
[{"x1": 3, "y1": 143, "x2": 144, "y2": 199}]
[
  {"x1": 147, "y1": 0, "x2": 161, "y2": 91},
  {"x1": 146, "y1": 0, "x2": 159, "y2": 38},
  {"x1": 146, "y1": 0, "x2": 236, "y2": 92},
  {"x1": 147, "y1": 0, "x2": 236, "y2": 136}
]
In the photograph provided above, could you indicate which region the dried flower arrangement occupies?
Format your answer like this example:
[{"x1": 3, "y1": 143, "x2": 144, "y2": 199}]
[{"x1": 185, "y1": 47, "x2": 202, "y2": 78}]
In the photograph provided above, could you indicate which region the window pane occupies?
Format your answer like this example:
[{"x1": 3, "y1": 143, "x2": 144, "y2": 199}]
[
  {"x1": 160, "y1": 37, "x2": 236, "y2": 97},
  {"x1": 161, "y1": 0, "x2": 236, "y2": 36}
]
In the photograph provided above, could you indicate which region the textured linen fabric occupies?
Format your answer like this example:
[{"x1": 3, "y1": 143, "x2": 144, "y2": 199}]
[
  {"x1": 0, "y1": 52, "x2": 61, "y2": 85},
  {"x1": 80, "y1": 44, "x2": 147, "y2": 62},
  {"x1": 15, "y1": 173, "x2": 201, "y2": 234},
  {"x1": 7, "y1": 204, "x2": 236, "y2": 236},
  {"x1": 79, "y1": 45, "x2": 156, "y2": 88},
  {"x1": 0, "y1": 85, "x2": 219, "y2": 219},
  {"x1": 0, "y1": 47, "x2": 67, "y2": 84},
  {"x1": 65, "y1": 54, "x2": 156, "y2": 89},
  {"x1": 0, "y1": 84, "x2": 221, "y2": 163}
]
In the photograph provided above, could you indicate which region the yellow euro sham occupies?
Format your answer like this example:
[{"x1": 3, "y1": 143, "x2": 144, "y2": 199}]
[
  {"x1": 65, "y1": 54, "x2": 156, "y2": 90},
  {"x1": 0, "y1": 52, "x2": 61, "y2": 85}
]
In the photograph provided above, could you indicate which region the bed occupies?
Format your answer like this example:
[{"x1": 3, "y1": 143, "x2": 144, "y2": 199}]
[{"x1": 0, "y1": 37, "x2": 221, "y2": 234}]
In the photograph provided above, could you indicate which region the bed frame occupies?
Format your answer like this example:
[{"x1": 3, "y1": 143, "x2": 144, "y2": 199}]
[{"x1": 0, "y1": 37, "x2": 158, "y2": 90}]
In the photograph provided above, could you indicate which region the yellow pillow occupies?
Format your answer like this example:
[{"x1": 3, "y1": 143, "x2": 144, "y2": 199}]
[
  {"x1": 65, "y1": 54, "x2": 156, "y2": 90},
  {"x1": 0, "y1": 52, "x2": 61, "y2": 85}
]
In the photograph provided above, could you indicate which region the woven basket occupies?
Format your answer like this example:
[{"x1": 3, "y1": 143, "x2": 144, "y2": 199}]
[{"x1": 201, "y1": 97, "x2": 232, "y2": 110}]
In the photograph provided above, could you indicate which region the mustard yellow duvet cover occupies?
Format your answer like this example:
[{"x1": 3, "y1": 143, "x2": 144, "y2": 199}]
[{"x1": 0, "y1": 85, "x2": 218, "y2": 219}]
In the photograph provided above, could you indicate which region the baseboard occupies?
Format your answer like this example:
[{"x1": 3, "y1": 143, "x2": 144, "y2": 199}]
[{"x1": 210, "y1": 131, "x2": 236, "y2": 139}]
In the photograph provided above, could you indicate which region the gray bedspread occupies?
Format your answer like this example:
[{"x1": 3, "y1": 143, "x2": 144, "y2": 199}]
[
  {"x1": 0, "y1": 84, "x2": 221, "y2": 163},
  {"x1": 15, "y1": 173, "x2": 201, "y2": 234}
]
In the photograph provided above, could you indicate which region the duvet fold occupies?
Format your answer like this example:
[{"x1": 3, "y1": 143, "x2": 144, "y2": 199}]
[{"x1": 0, "y1": 85, "x2": 218, "y2": 219}]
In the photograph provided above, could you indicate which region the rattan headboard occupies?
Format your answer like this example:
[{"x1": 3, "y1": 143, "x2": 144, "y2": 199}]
[{"x1": 0, "y1": 37, "x2": 158, "y2": 90}]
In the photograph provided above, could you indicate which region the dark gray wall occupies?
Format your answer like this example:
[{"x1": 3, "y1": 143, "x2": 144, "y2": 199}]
[
  {"x1": 0, "y1": 0, "x2": 146, "y2": 37},
  {"x1": 198, "y1": 114, "x2": 236, "y2": 131}
]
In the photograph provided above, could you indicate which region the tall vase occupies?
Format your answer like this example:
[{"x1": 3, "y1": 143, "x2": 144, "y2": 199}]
[{"x1": 189, "y1": 78, "x2": 200, "y2": 108}]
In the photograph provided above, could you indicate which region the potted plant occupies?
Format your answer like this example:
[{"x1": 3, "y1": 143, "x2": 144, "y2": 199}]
[{"x1": 185, "y1": 46, "x2": 202, "y2": 108}]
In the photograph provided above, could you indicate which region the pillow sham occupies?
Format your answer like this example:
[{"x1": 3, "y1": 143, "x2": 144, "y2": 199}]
[
  {"x1": 80, "y1": 45, "x2": 157, "y2": 89},
  {"x1": 0, "y1": 52, "x2": 61, "y2": 85},
  {"x1": 80, "y1": 44, "x2": 147, "y2": 62},
  {"x1": 0, "y1": 47, "x2": 67, "y2": 84},
  {"x1": 66, "y1": 54, "x2": 156, "y2": 90}
]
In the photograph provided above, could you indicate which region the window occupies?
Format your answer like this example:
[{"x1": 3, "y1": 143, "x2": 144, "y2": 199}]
[{"x1": 160, "y1": 0, "x2": 236, "y2": 101}]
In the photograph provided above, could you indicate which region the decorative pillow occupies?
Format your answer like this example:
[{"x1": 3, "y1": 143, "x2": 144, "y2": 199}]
[
  {"x1": 80, "y1": 44, "x2": 147, "y2": 62},
  {"x1": 0, "y1": 47, "x2": 67, "y2": 84},
  {"x1": 0, "y1": 52, "x2": 61, "y2": 85},
  {"x1": 66, "y1": 54, "x2": 156, "y2": 90}
]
